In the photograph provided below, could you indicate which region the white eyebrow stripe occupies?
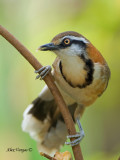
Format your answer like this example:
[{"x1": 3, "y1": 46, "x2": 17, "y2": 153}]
[{"x1": 62, "y1": 36, "x2": 89, "y2": 44}]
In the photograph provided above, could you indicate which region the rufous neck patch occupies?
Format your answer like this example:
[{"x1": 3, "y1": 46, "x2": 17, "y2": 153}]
[{"x1": 87, "y1": 43, "x2": 106, "y2": 65}]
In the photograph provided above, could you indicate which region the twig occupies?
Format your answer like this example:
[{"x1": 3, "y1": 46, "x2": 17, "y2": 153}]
[
  {"x1": 40, "y1": 152, "x2": 57, "y2": 160},
  {"x1": 0, "y1": 25, "x2": 83, "y2": 160}
]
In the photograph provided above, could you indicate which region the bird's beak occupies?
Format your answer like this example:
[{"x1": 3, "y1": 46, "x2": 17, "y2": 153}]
[{"x1": 37, "y1": 43, "x2": 59, "y2": 51}]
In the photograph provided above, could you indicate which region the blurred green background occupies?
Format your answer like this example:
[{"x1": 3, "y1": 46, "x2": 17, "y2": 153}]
[{"x1": 0, "y1": 0, "x2": 120, "y2": 159}]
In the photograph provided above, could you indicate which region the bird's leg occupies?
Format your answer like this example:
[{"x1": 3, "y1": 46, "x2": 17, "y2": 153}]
[
  {"x1": 35, "y1": 65, "x2": 52, "y2": 80},
  {"x1": 65, "y1": 117, "x2": 85, "y2": 146}
]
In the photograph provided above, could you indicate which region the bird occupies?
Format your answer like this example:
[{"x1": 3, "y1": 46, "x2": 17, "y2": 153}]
[{"x1": 22, "y1": 31, "x2": 110, "y2": 155}]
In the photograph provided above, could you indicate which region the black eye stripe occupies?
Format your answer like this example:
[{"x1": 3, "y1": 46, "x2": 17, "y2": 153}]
[
  {"x1": 72, "y1": 40, "x2": 86, "y2": 48},
  {"x1": 58, "y1": 39, "x2": 86, "y2": 49}
]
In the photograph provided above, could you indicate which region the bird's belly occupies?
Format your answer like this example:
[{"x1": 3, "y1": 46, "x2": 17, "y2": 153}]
[
  {"x1": 54, "y1": 71, "x2": 106, "y2": 107},
  {"x1": 57, "y1": 81, "x2": 97, "y2": 106}
]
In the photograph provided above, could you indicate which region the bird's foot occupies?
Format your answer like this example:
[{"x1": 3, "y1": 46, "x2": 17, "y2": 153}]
[
  {"x1": 35, "y1": 65, "x2": 51, "y2": 80},
  {"x1": 65, "y1": 131, "x2": 84, "y2": 146},
  {"x1": 65, "y1": 117, "x2": 85, "y2": 146}
]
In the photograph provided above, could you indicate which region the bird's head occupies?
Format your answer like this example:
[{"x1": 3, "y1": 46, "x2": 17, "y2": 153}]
[{"x1": 38, "y1": 31, "x2": 105, "y2": 65}]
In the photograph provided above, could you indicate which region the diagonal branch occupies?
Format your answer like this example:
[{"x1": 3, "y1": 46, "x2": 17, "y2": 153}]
[{"x1": 0, "y1": 25, "x2": 83, "y2": 160}]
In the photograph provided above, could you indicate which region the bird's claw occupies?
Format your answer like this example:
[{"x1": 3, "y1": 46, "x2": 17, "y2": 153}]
[
  {"x1": 66, "y1": 132, "x2": 81, "y2": 138},
  {"x1": 35, "y1": 65, "x2": 51, "y2": 80},
  {"x1": 65, "y1": 130, "x2": 84, "y2": 146},
  {"x1": 65, "y1": 117, "x2": 85, "y2": 146}
]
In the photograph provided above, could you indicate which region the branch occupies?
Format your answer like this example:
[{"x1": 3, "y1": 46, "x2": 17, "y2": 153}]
[
  {"x1": 40, "y1": 152, "x2": 57, "y2": 160},
  {"x1": 0, "y1": 25, "x2": 83, "y2": 160}
]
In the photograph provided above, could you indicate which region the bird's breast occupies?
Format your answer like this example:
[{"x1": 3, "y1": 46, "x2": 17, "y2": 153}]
[{"x1": 53, "y1": 57, "x2": 110, "y2": 106}]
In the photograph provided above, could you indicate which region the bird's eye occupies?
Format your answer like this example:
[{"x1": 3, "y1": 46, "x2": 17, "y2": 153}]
[{"x1": 63, "y1": 38, "x2": 70, "y2": 45}]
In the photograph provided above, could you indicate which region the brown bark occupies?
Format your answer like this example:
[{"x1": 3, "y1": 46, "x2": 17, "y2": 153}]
[{"x1": 0, "y1": 25, "x2": 83, "y2": 160}]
